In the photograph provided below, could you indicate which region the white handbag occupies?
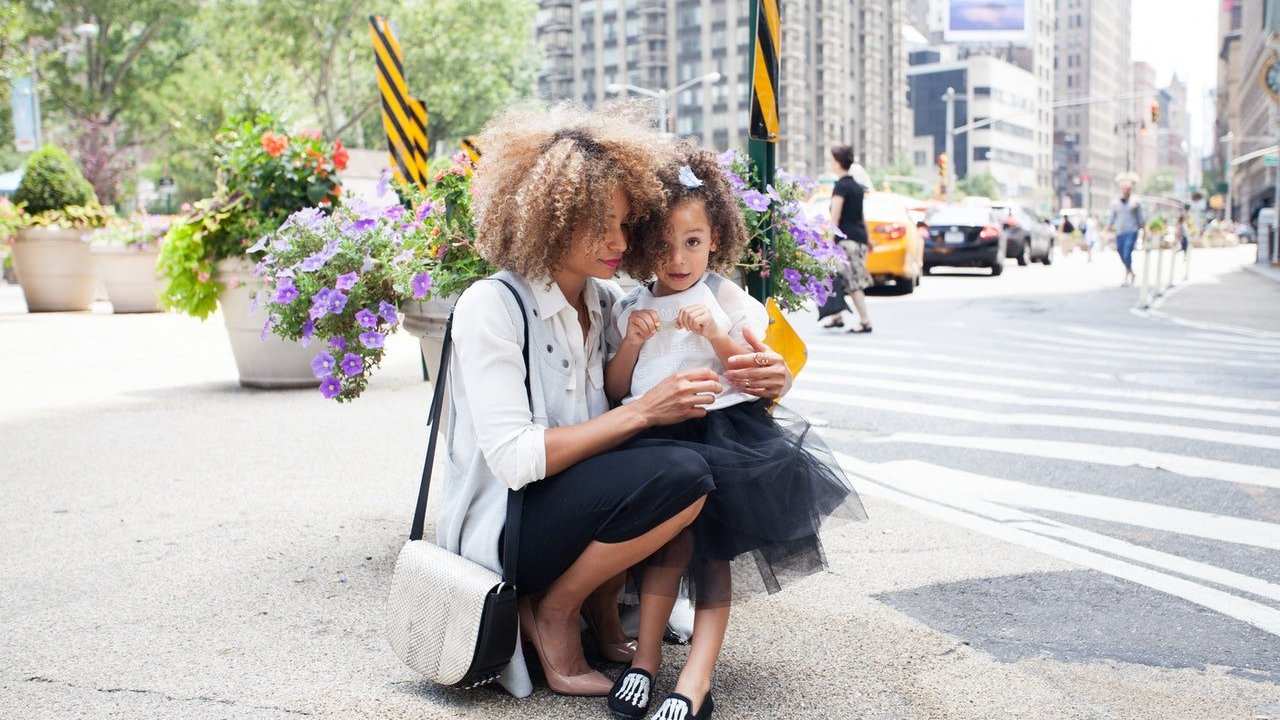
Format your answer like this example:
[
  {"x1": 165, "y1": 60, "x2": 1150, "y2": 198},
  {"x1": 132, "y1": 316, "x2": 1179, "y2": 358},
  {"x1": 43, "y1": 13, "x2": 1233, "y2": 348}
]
[{"x1": 386, "y1": 278, "x2": 530, "y2": 688}]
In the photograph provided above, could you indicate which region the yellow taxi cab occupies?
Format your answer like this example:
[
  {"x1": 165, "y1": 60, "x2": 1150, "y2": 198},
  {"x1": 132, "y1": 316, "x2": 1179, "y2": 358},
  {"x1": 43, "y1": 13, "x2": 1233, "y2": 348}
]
[{"x1": 862, "y1": 192, "x2": 925, "y2": 293}]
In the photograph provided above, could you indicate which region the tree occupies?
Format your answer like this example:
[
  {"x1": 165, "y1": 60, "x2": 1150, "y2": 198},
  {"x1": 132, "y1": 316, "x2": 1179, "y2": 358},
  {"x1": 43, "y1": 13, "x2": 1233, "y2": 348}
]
[
  {"x1": 1144, "y1": 170, "x2": 1175, "y2": 196},
  {"x1": 0, "y1": 4, "x2": 32, "y2": 171},
  {"x1": 869, "y1": 160, "x2": 932, "y2": 199},
  {"x1": 958, "y1": 172, "x2": 1000, "y2": 201},
  {"x1": 23, "y1": 0, "x2": 202, "y2": 204}
]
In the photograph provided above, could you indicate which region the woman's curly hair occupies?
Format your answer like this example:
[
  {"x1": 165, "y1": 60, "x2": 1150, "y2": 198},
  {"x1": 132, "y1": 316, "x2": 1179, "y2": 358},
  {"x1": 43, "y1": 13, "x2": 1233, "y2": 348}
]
[
  {"x1": 623, "y1": 141, "x2": 749, "y2": 279},
  {"x1": 471, "y1": 101, "x2": 674, "y2": 280}
]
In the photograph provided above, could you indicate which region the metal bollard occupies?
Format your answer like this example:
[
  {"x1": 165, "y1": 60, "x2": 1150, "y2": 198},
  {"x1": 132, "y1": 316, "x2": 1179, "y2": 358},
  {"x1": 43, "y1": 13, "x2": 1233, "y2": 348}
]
[
  {"x1": 1167, "y1": 236, "x2": 1179, "y2": 289},
  {"x1": 1154, "y1": 232, "x2": 1167, "y2": 297},
  {"x1": 1139, "y1": 231, "x2": 1154, "y2": 307}
]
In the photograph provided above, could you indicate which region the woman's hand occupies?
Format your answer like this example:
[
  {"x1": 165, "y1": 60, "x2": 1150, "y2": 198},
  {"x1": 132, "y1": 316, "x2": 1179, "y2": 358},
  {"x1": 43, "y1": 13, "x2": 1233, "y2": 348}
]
[
  {"x1": 676, "y1": 304, "x2": 722, "y2": 340},
  {"x1": 723, "y1": 328, "x2": 792, "y2": 400},
  {"x1": 630, "y1": 368, "x2": 723, "y2": 426},
  {"x1": 623, "y1": 309, "x2": 661, "y2": 348}
]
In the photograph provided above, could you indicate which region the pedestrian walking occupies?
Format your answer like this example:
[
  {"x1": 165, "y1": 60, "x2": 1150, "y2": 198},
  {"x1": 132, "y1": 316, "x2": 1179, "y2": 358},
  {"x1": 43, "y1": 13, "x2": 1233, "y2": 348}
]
[
  {"x1": 828, "y1": 144, "x2": 874, "y2": 333},
  {"x1": 1083, "y1": 214, "x2": 1100, "y2": 263},
  {"x1": 1107, "y1": 181, "x2": 1145, "y2": 286},
  {"x1": 437, "y1": 103, "x2": 793, "y2": 701},
  {"x1": 604, "y1": 145, "x2": 864, "y2": 720}
]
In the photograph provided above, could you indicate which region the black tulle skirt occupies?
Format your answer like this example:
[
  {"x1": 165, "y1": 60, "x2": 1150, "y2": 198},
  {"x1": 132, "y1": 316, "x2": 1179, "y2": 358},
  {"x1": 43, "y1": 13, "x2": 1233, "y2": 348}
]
[{"x1": 626, "y1": 400, "x2": 866, "y2": 604}]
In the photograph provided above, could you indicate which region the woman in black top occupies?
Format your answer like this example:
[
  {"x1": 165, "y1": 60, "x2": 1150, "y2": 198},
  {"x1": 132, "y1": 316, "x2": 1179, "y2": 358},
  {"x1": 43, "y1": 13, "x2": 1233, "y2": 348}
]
[{"x1": 828, "y1": 145, "x2": 874, "y2": 333}]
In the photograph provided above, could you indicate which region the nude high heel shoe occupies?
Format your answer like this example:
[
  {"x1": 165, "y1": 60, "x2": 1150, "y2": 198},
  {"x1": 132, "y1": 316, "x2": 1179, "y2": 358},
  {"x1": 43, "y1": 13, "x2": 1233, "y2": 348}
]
[
  {"x1": 518, "y1": 598, "x2": 614, "y2": 696},
  {"x1": 581, "y1": 605, "x2": 638, "y2": 663}
]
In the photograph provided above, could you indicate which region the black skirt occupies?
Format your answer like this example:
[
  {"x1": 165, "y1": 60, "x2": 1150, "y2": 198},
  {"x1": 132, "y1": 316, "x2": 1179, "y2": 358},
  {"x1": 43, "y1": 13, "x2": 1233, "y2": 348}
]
[{"x1": 627, "y1": 400, "x2": 866, "y2": 604}]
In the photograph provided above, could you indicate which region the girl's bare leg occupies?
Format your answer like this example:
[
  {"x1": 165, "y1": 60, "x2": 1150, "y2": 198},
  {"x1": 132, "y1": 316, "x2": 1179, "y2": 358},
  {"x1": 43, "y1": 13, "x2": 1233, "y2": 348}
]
[
  {"x1": 672, "y1": 560, "x2": 732, "y2": 712},
  {"x1": 631, "y1": 530, "x2": 695, "y2": 676},
  {"x1": 531, "y1": 496, "x2": 707, "y2": 677}
]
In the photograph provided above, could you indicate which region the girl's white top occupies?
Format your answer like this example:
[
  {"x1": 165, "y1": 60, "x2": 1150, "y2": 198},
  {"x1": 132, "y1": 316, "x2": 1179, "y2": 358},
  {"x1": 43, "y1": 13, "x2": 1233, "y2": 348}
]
[{"x1": 609, "y1": 272, "x2": 769, "y2": 411}]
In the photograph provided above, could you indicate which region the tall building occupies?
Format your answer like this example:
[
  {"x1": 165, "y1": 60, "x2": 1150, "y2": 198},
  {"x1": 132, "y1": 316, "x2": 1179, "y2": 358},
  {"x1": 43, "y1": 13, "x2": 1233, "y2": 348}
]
[
  {"x1": 1053, "y1": 0, "x2": 1133, "y2": 212},
  {"x1": 1213, "y1": 0, "x2": 1245, "y2": 218},
  {"x1": 533, "y1": 0, "x2": 909, "y2": 179},
  {"x1": 1157, "y1": 74, "x2": 1191, "y2": 195},
  {"x1": 1232, "y1": 0, "x2": 1279, "y2": 221},
  {"x1": 904, "y1": 0, "x2": 1055, "y2": 209},
  {"x1": 1131, "y1": 61, "x2": 1158, "y2": 186}
]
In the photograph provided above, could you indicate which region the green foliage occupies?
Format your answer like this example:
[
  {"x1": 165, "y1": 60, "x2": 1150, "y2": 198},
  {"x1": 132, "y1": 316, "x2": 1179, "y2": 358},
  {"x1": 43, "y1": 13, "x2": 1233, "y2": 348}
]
[
  {"x1": 1144, "y1": 171, "x2": 1175, "y2": 195},
  {"x1": 1146, "y1": 216, "x2": 1167, "y2": 235},
  {"x1": 91, "y1": 214, "x2": 171, "y2": 249},
  {"x1": 13, "y1": 146, "x2": 96, "y2": 214},
  {"x1": 157, "y1": 197, "x2": 241, "y2": 319},
  {"x1": 25, "y1": 202, "x2": 116, "y2": 230},
  {"x1": 414, "y1": 156, "x2": 496, "y2": 299},
  {"x1": 869, "y1": 161, "x2": 932, "y2": 199},
  {"x1": 0, "y1": 198, "x2": 22, "y2": 241},
  {"x1": 957, "y1": 172, "x2": 1000, "y2": 201}
]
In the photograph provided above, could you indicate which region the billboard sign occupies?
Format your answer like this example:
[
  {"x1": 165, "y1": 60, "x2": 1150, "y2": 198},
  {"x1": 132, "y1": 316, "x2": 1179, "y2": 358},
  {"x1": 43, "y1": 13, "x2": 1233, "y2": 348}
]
[
  {"x1": 943, "y1": 0, "x2": 1032, "y2": 44},
  {"x1": 10, "y1": 76, "x2": 39, "y2": 153}
]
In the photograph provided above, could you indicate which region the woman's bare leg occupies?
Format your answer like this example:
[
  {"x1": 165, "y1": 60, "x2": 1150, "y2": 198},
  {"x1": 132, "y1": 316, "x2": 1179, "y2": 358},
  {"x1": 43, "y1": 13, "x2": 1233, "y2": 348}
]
[
  {"x1": 531, "y1": 496, "x2": 706, "y2": 677},
  {"x1": 582, "y1": 571, "x2": 631, "y2": 645}
]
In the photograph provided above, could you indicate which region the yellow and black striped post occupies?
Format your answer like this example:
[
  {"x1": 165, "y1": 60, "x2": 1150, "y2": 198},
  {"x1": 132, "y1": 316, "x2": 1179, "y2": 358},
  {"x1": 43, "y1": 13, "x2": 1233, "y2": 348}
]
[
  {"x1": 461, "y1": 136, "x2": 482, "y2": 166},
  {"x1": 746, "y1": 0, "x2": 779, "y2": 301},
  {"x1": 369, "y1": 16, "x2": 428, "y2": 187}
]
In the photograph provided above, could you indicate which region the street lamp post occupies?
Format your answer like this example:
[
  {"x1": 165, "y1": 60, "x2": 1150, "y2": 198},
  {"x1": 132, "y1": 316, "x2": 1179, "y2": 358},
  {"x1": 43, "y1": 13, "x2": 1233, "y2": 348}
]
[
  {"x1": 943, "y1": 87, "x2": 956, "y2": 200},
  {"x1": 606, "y1": 72, "x2": 722, "y2": 135},
  {"x1": 24, "y1": 22, "x2": 99, "y2": 150}
]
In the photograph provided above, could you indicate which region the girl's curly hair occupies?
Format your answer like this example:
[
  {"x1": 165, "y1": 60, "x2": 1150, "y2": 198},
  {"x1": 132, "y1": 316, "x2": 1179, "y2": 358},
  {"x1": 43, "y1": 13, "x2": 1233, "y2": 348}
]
[
  {"x1": 471, "y1": 101, "x2": 674, "y2": 280},
  {"x1": 623, "y1": 141, "x2": 749, "y2": 279}
]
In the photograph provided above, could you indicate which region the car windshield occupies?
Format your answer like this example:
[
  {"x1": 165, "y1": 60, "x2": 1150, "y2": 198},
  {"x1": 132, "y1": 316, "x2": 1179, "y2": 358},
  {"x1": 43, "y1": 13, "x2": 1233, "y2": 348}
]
[
  {"x1": 863, "y1": 195, "x2": 907, "y2": 221},
  {"x1": 927, "y1": 208, "x2": 993, "y2": 226}
]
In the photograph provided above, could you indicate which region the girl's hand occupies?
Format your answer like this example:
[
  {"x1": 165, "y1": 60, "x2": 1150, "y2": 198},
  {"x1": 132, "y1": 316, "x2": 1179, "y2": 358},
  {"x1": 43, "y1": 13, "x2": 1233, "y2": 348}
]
[
  {"x1": 631, "y1": 369, "x2": 723, "y2": 426},
  {"x1": 723, "y1": 328, "x2": 792, "y2": 400},
  {"x1": 623, "y1": 309, "x2": 661, "y2": 348},
  {"x1": 676, "y1": 304, "x2": 722, "y2": 339}
]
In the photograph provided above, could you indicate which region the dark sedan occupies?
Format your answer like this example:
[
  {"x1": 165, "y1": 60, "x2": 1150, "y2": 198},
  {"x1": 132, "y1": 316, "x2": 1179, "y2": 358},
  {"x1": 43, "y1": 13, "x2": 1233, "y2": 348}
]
[{"x1": 922, "y1": 206, "x2": 1007, "y2": 276}]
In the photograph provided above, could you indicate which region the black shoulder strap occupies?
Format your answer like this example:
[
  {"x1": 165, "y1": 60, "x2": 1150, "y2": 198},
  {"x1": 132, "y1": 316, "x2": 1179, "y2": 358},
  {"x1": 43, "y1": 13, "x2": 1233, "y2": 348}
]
[{"x1": 409, "y1": 277, "x2": 531, "y2": 584}]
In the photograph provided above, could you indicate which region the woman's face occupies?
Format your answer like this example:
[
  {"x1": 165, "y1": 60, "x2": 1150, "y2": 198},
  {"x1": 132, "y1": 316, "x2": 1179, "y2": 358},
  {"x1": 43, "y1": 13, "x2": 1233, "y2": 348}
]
[
  {"x1": 828, "y1": 154, "x2": 845, "y2": 175},
  {"x1": 562, "y1": 185, "x2": 630, "y2": 281},
  {"x1": 655, "y1": 199, "x2": 717, "y2": 294}
]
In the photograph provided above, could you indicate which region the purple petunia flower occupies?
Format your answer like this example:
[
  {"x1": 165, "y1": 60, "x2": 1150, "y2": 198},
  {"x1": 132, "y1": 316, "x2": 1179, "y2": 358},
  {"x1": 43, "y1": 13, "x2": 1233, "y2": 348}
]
[
  {"x1": 766, "y1": 184, "x2": 783, "y2": 204},
  {"x1": 300, "y1": 254, "x2": 326, "y2": 272},
  {"x1": 361, "y1": 255, "x2": 374, "y2": 273},
  {"x1": 383, "y1": 204, "x2": 406, "y2": 221},
  {"x1": 356, "y1": 308, "x2": 379, "y2": 328},
  {"x1": 350, "y1": 217, "x2": 378, "y2": 233},
  {"x1": 725, "y1": 171, "x2": 746, "y2": 190},
  {"x1": 376, "y1": 168, "x2": 392, "y2": 198},
  {"x1": 274, "y1": 285, "x2": 299, "y2": 304},
  {"x1": 378, "y1": 301, "x2": 399, "y2": 325},
  {"x1": 335, "y1": 272, "x2": 359, "y2": 291},
  {"x1": 285, "y1": 207, "x2": 326, "y2": 232},
  {"x1": 340, "y1": 353, "x2": 363, "y2": 377},
  {"x1": 783, "y1": 268, "x2": 805, "y2": 296},
  {"x1": 716, "y1": 148, "x2": 738, "y2": 167},
  {"x1": 326, "y1": 290, "x2": 348, "y2": 315},
  {"x1": 393, "y1": 249, "x2": 414, "y2": 265},
  {"x1": 309, "y1": 288, "x2": 333, "y2": 320},
  {"x1": 415, "y1": 201, "x2": 436, "y2": 221},
  {"x1": 319, "y1": 376, "x2": 342, "y2": 399},
  {"x1": 246, "y1": 234, "x2": 271, "y2": 254},
  {"x1": 311, "y1": 351, "x2": 336, "y2": 378},
  {"x1": 741, "y1": 189, "x2": 771, "y2": 212},
  {"x1": 301, "y1": 319, "x2": 315, "y2": 347},
  {"x1": 806, "y1": 276, "x2": 830, "y2": 306},
  {"x1": 359, "y1": 330, "x2": 386, "y2": 349},
  {"x1": 330, "y1": 336, "x2": 347, "y2": 351},
  {"x1": 412, "y1": 272, "x2": 432, "y2": 299}
]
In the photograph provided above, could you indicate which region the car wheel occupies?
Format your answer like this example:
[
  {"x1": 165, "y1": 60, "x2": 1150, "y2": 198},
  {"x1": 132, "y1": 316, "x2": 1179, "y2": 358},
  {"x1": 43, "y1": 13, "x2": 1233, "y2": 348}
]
[
  {"x1": 898, "y1": 275, "x2": 916, "y2": 294},
  {"x1": 990, "y1": 260, "x2": 1004, "y2": 276},
  {"x1": 923, "y1": 265, "x2": 933, "y2": 275},
  {"x1": 1017, "y1": 241, "x2": 1029, "y2": 266},
  {"x1": 914, "y1": 274, "x2": 921, "y2": 287}
]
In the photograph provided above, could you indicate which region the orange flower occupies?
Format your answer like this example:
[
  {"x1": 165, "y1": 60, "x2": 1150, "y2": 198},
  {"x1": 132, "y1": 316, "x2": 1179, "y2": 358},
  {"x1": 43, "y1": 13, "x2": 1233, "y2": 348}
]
[
  {"x1": 261, "y1": 132, "x2": 288, "y2": 157},
  {"x1": 299, "y1": 128, "x2": 323, "y2": 141},
  {"x1": 332, "y1": 141, "x2": 349, "y2": 171}
]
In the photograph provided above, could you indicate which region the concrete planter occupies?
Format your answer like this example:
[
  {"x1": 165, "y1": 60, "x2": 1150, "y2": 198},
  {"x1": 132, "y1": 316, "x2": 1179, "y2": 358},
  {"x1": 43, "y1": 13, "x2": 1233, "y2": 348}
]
[
  {"x1": 215, "y1": 258, "x2": 319, "y2": 389},
  {"x1": 12, "y1": 226, "x2": 96, "y2": 312},
  {"x1": 402, "y1": 296, "x2": 457, "y2": 420},
  {"x1": 91, "y1": 245, "x2": 163, "y2": 313}
]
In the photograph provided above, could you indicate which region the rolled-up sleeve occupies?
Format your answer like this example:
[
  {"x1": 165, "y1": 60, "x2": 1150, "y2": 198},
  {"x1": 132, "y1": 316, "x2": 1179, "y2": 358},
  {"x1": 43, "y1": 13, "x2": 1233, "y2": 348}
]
[
  {"x1": 717, "y1": 279, "x2": 769, "y2": 344},
  {"x1": 451, "y1": 283, "x2": 547, "y2": 490}
]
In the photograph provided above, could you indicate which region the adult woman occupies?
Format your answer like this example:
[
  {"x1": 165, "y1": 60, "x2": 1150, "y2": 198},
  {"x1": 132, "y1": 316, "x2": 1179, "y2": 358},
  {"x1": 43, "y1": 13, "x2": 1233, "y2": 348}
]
[
  {"x1": 828, "y1": 145, "x2": 874, "y2": 333},
  {"x1": 436, "y1": 103, "x2": 793, "y2": 699}
]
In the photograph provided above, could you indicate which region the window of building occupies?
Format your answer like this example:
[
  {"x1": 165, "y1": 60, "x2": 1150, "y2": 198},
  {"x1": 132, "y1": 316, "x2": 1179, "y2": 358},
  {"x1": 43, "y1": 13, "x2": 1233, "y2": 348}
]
[{"x1": 914, "y1": 150, "x2": 927, "y2": 166}]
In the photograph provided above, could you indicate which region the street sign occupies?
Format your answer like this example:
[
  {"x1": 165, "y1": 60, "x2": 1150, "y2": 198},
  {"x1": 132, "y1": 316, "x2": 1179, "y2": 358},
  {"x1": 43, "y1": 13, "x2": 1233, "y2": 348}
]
[
  {"x1": 369, "y1": 16, "x2": 428, "y2": 187},
  {"x1": 10, "y1": 76, "x2": 39, "y2": 152},
  {"x1": 1266, "y1": 155, "x2": 1279, "y2": 167}
]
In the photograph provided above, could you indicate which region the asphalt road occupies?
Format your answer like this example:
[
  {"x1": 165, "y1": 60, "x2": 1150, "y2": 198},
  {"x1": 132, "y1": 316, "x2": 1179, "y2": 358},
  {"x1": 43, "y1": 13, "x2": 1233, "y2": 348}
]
[{"x1": 1, "y1": 245, "x2": 1278, "y2": 719}]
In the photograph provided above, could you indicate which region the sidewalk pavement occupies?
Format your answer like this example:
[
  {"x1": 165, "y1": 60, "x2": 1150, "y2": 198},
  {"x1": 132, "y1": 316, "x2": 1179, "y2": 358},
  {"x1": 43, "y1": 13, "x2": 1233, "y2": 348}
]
[{"x1": 1149, "y1": 246, "x2": 1280, "y2": 336}]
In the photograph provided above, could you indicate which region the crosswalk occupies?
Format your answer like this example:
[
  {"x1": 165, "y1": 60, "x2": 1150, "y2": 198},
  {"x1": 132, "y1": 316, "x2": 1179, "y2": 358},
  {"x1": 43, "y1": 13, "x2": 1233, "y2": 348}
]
[{"x1": 789, "y1": 315, "x2": 1280, "y2": 642}]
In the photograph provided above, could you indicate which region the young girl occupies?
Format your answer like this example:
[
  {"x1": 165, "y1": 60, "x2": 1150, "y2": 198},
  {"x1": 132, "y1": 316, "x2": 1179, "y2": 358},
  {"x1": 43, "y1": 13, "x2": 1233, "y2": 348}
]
[{"x1": 604, "y1": 145, "x2": 865, "y2": 720}]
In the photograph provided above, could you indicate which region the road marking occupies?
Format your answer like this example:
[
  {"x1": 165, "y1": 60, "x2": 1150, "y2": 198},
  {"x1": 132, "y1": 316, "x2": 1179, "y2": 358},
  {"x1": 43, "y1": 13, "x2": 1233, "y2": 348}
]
[
  {"x1": 835, "y1": 453, "x2": 1280, "y2": 637},
  {"x1": 803, "y1": 341, "x2": 1109, "y2": 379},
  {"x1": 800, "y1": 371, "x2": 1280, "y2": 429},
  {"x1": 997, "y1": 326, "x2": 1275, "y2": 363},
  {"x1": 988, "y1": 328, "x2": 1270, "y2": 369},
  {"x1": 1062, "y1": 325, "x2": 1280, "y2": 356},
  {"x1": 797, "y1": 356, "x2": 1280, "y2": 412},
  {"x1": 869, "y1": 432, "x2": 1280, "y2": 489},
  {"x1": 1188, "y1": 331, "x2": 1280, "y2": 351}
]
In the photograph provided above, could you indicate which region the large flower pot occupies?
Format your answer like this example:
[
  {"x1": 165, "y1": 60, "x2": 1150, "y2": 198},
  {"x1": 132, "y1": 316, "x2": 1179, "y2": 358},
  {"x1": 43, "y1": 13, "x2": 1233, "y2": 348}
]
[
  {"x1": 11, "y1": 226, "x2": 96, "y2": 312},
  {"x1": 402, "y1": 296, "x2": 458, "y2": 419},
  {"x1": 91, "y1": 245, "x2": 163, "y2": 313},
  {"x1": 216, "y1": 258, "x2": 320, "y2": 389}
]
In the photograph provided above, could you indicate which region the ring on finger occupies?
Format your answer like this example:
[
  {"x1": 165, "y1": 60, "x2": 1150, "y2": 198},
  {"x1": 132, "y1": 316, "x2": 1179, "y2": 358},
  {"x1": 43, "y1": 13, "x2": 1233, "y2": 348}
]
[{"x1": 753, "y1": 352, "x2": 770, "y2": 367}]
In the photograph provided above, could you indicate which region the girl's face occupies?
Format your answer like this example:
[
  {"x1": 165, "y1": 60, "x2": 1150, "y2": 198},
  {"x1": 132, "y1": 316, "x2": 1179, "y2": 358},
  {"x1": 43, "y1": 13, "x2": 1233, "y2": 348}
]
[
  {"x1": 655, "y1": 199, "x2": 716, "y2": 295},
  {"x1": 562, "y1": 186, "x2": 630, "y2": 281}
]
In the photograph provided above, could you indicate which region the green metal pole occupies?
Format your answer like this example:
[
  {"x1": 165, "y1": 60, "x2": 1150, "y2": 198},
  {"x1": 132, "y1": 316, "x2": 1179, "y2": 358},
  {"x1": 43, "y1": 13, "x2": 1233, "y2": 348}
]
[{"x1": 745, "y1": 0, "x2": 775, "y2": 303}]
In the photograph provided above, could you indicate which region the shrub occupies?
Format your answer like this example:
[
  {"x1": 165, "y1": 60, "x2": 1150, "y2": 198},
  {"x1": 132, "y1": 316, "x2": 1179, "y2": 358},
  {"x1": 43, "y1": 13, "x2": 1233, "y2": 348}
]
[{"x1": 13, "y1": 146, "x2": 96, "y2": 215}]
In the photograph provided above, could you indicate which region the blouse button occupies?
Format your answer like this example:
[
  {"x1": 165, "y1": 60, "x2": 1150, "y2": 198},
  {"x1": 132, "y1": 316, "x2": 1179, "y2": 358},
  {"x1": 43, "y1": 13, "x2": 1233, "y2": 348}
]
[
  {"x1": 532, "y1": 308, "x2": 539, "y2": 317},
  {"x1": 546, "y1": 344, "x2": 554, "y2": 353},
  {"x1": 561, "y1": 359, "x2": 569, "y2": 368}
]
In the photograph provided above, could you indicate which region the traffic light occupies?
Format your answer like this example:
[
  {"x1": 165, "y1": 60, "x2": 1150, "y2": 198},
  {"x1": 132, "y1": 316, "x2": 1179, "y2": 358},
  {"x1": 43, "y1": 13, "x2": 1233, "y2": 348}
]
[
  {"x1": 937, "y1": 153, "x2": 948, "y2": 177},
  {"x1": 1150, "y1": 101, "x2": 1160, "y2": 125}
]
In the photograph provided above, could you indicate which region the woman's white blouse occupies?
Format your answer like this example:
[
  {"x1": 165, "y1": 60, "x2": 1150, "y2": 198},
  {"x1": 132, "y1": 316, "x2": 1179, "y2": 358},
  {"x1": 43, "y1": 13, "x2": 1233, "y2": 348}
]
[{"x1": 449, "y1": 277, "x2": 612, "y2": 490}]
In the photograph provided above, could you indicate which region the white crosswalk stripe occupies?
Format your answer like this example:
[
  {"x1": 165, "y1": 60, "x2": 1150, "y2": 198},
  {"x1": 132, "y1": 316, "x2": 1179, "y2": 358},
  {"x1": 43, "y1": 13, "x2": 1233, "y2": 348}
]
[{"x1": 798, "y1": 313, "x2": 1280, "y2": 644}]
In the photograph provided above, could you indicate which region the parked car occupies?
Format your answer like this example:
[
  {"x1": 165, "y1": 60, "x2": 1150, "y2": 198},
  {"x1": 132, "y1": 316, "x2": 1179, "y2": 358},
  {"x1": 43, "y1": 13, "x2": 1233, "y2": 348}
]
[
  {"x1": 863, "y1": 192, "x2": 925, "y2": 293},
  {"x1": 922, "y1": 205, "x2": 1007, "y2": 276},
  {"x1": 992, "y1": 203, "x2": 1055, "y2": 265}
]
